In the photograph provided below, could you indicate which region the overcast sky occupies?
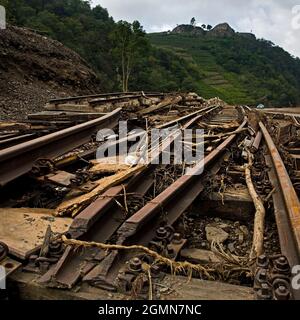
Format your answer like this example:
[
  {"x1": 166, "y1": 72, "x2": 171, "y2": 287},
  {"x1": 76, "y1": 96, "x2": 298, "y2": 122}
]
[{"x1": 92, "y1": 0, "x2": 300, "y2": 57}]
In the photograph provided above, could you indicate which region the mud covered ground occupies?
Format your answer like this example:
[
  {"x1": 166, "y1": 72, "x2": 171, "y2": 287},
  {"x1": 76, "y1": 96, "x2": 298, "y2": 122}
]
[{"x1": 0, "y1": 26, "x2": 101, "y2": 120}]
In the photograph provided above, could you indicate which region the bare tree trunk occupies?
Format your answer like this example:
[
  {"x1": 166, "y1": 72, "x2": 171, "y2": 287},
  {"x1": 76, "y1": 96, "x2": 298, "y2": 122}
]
[
  {"x1": 121, "y1": 42, "x2": 126, "y2": 92},
  {"x1": 245, "y1": 150, "x2": 266, "y2": 260},
  {"x1": 125, "y1": 55, "x2": 131, "y2": 93}
]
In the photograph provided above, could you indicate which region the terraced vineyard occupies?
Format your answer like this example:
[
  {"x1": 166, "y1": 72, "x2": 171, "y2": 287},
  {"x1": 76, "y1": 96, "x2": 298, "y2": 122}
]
[{"x1": 148, "y1": 33, "x2": 300, "y2": 106}]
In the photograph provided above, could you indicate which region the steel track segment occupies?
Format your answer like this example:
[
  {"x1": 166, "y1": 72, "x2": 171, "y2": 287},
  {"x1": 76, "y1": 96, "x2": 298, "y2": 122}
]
[
  {"x1": 49, "y1": 92, "x2": 164, "y2": 104},
  {"x1": 38, "y1": 106, "x2": 221, "y2": 289},
  {"x1": 68, "y1": 105, "x2": 221, "y2": 239},
  {"x1": 260, "y1": 122, "x2": 300, "y2": 301},
  {"x1": 156, "y1": 105, "x2": 220, "y2": 129},
  {"x1": 0, "y1": 108, "x2": 121, "y2": 186},
  {"x1": 38, "y1": 177, "x2": 155, "y2": 289},
  {"x1": 0, "y1": 133, "x2": 36, "y2": 149},
  {"x1": 260, "y1": 122, "x2": 300, "y2": 259},
  {"x1": 82, "y1": 116, "x2": 247, "y2": 290},
  {"x1": 264, "y1": 154, "x2": 300, "y2": 300}
]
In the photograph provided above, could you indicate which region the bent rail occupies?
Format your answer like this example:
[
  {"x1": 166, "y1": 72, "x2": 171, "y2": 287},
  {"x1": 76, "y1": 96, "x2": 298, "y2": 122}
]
[{"x1": 0, "y1": 108, "x2": 121, "y2": 186}]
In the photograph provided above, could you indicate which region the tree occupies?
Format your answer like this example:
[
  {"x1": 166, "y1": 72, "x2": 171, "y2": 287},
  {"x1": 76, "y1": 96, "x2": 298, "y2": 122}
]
[
  {"x1": 201, "y1": 24, "x2": 206, "y2": 29},
  {"x1": 92, "y1": 5, "x2": 110, "y2": 21},
  {"x1": 110, "y1": 20, "x2": 147, "y2": 92},
  {"x1": 207, "y1": 24, "x2": 213, "y2": 30},
  {"x1": 190, "y1": 17, "x2": 196, "y2": 26}
]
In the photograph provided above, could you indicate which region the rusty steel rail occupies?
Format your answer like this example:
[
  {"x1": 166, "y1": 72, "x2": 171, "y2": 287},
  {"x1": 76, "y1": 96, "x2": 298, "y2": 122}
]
[
  {"x1": 156, "y1": 105, "x2": 220, "y2": 129},
  {"x1": 0, "y1": 133, "x2": 36, "y2": 149},
  {"x1": 81, "y1": 116, "x2": 247, "y2": 290},
  {"x1": 0, "y1": 108, "x2": 121, "y2": 186},
  {"x1": 68, "y1": 105, "x2": 221, "y2": 239},
  {"x1": 39, "y1": 106, "x2": 222, "y2": 289},
  {"x1": 260, "y1": 122, "x2": 300, "y2": 268},
  {"x1": 49, "y1": 92, "x2": 164, "y2": 104}
]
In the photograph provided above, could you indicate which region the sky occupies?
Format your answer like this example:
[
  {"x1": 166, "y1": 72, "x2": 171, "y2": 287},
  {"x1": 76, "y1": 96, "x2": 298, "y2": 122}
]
[{"x1": 91, "y1": 0, "x2": 300, "y2": 58}]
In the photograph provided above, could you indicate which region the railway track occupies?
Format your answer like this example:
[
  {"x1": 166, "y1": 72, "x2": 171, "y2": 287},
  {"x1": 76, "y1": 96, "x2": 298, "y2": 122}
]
[
  {"x1": 0, "y1": 109, "x2": 121, "y2": 186},
  {"x1": 0, "y1": 93, "x2": 299, "y2": 300},
  {"x1": 37, "y1": 104, "x2": 225, "y2": 289}
]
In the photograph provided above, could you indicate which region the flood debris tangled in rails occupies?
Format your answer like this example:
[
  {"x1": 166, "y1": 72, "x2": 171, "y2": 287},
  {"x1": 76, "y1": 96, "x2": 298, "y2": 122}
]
[{"x1": 0, "y1": 91, "x2": 299, "y2": 300}]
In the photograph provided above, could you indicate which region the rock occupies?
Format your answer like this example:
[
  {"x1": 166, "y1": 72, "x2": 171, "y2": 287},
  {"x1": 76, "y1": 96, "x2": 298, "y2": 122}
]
[
  {"x1": 216, "y1": 222, "x2": 230, "y2": 231},
  {"x1": 181, "y1": 248, "x2": 221, "y2": 264},
  {"x1": 237, "y1": 32, "x2": 256, "y2": 40},
  {"x1": 200, "y1": 241, "x2": 208, "y2": 249},
  {"x1": 159, "y1": 287, "x2": 169, "y2": 294},
  {"x1": 205, "y1": 225, "x2": 229, "y2": 243},
  {"x1": 172, "y1": 24, "x2": 205, "y2": 36},
  {"x1": 208, "y1": 23, "x2": 235, "y2": 37},
  {"x1": 236, "y1": 230, "x2": 244, "y2": 244},
  {"x1": 240, "y1": 225, "x2": 249, "y2": 238},
  {"x1": 233, "y1": 221, "x2": 240, "y2": 228},
  {"x1": 227, "y1": 242, "x2": 235, "y2": 253}
]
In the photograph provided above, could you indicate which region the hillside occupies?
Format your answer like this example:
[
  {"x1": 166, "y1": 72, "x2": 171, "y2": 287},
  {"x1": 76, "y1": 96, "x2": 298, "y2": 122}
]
[
  {"x1": 0, "y1": 0, "x2": 209, "y2": 96},
  {"x1": 0, "y1": 25, "x2": 100, "y2": 119},
  {"x1": 1, "y1": 1, "x2": 300, "y2": 107},
  {"x1": 148, "y1": 24, "x2": 300, "y2": 106}
]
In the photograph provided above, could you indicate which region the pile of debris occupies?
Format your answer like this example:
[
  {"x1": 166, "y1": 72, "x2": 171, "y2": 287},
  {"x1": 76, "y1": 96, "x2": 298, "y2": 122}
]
[
  {"x1": 1, "y1": 91, "x2": 296, "y2": 301},
  {"x1": 0, "y1": 92, "x2": 225, "y2": 150},
  {"x1": 0, "y1": 26, "x2": 101, "y2": 120}
]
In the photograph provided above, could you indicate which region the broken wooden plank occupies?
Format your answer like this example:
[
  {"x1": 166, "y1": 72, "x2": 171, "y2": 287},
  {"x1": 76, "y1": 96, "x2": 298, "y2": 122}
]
[
  {"x1": 0, "y1": 122, "x2": 31, "y2": 131},
  {"x1": 88, "y1": 163, "x2": 131, "y2": 174},
  {"x1": 9, "y1": 270, "x2": 254, "y2": 300},
  {"x1": 9, "y1": 271, "x2": 123, "y2": 300},
  {"x1": 160, "y1": 275, "x2": 254, "y2": 300},
  {"x1": 44, "y1": 103, "x2": 99, "y2": 113},
  {"x1": 0, "y1": 208, "x2": 72, "y2": 259},
  {"x1": 195, "y1": 186, "x2": 254, "y2": 221},
  {"x1": 138, "y1": 95, "x2": 182, "y2": 115},
  {"x1": 55, "y1": 165, "x2": 145, "y2": 217},
  {"x1": 27, "y1": 111, "x2": 106, "y2": 121}
]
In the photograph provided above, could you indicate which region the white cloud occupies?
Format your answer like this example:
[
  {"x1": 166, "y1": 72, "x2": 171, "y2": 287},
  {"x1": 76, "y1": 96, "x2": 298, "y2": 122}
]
[{"x1": 92, "y1": 0, "x2": 300, "y2": 57}]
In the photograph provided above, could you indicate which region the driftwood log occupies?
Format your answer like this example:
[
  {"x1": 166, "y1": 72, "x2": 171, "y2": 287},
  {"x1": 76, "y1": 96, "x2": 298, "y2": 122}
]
[{"x1": 245, "y1": 150, "x2": 266, "y2": 260}]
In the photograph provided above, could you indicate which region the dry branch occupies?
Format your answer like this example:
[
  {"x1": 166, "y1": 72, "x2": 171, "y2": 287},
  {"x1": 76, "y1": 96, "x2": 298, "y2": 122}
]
[
  {"x1": 244, "y1": 150, "x2": 266, "y2": 260},
  {"x1": 55, "y1": 165, "x2": 145, "y2": 217}
]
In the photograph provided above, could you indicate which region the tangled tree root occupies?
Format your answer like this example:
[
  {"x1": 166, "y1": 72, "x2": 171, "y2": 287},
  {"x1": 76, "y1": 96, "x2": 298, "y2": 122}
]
[{"x1": 62, "y1": 236, "x2": 253, "y2": 281}]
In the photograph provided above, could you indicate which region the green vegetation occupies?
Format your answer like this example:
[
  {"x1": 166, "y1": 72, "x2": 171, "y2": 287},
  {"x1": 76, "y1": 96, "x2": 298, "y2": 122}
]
[
  {"x1": 2, "y1": 0, "x2": 300, "y2": 106},
  {"x1": 148, "y1": 33, "x2": 300, "y2": 106},
  {"x1": 1, "y1": 0, "x2": 202, "y2": 94},
  {"x1": 110, "y1": 20, "x2": 149, "y2": 92}
]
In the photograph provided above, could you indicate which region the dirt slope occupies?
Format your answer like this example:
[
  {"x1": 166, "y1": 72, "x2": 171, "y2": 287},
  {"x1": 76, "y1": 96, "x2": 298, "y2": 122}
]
[{"x1": 0, "y1": 26, "x2": 101, "y2": 120}]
